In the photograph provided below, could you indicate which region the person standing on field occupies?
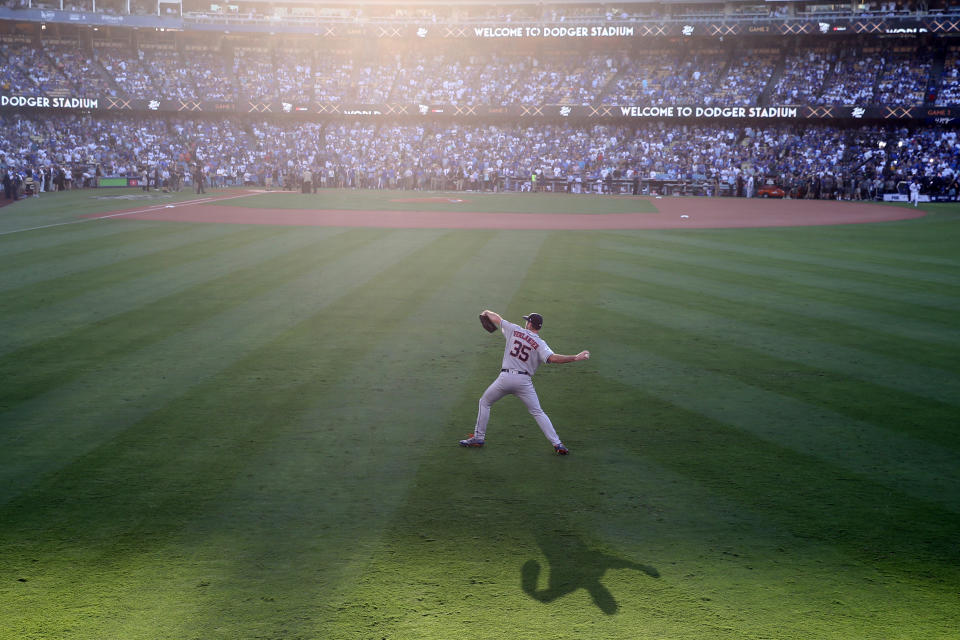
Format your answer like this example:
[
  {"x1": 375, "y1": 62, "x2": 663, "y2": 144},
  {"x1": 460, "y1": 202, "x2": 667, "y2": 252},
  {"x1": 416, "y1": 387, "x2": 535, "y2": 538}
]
[
  {"x1": 909, "y1": 179, "x2": 920, "y2": 207},
  {"x1": 460, "y1": 310, "x2": 590, "y2": 455},
  {"x1": 194, "y1": 163, "x2": 206, "y2": 194}
]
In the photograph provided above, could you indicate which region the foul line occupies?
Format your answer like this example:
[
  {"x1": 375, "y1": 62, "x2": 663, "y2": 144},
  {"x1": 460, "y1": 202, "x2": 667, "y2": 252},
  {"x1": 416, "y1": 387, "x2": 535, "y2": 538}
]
[{"x1": 0, "y1": 190, "x2": 264, "y2": 237}]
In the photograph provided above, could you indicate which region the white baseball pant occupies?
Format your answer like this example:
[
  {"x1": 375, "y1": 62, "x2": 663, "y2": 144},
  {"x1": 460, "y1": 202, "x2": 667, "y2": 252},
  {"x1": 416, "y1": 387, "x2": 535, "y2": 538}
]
[{"x1": 474, "y1": 372, "x2": 561, "y2": 446}]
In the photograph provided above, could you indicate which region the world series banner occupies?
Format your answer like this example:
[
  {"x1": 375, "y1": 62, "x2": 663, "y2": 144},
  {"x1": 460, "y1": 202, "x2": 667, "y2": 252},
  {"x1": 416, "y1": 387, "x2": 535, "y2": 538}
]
[{"x1": 2, "y1": 93, "x2": 959, "y2": 123}]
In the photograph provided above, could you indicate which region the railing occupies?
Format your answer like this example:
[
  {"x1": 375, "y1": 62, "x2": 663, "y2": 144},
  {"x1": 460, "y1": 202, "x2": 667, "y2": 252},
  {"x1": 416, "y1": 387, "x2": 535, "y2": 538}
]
[{"x1": 3, "y1": 4, "x2": 958, "y2": 31}]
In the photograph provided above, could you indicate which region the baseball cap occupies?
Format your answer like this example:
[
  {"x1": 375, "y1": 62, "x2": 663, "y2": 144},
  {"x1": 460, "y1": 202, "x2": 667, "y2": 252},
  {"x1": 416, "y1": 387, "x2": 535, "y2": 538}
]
[{"x1": 522, "y1": 313, "x2": 543, "y2": 329}]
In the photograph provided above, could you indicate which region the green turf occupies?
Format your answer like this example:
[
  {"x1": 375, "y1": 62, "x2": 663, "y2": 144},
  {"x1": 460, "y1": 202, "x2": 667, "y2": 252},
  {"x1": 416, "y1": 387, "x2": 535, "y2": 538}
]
[
  {"x1": 213, "y1": 188, "x2": 659, "y2": 213},
  {"x1": 1, "y1": 189, "x2": 958, "y2": 639}
]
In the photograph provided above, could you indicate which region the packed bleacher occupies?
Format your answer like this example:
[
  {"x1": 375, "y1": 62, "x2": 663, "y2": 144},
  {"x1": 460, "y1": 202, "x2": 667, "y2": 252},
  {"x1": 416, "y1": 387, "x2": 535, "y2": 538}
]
[
  {"x1": 2, "y1": 35, "x2": 960, "y2": 108},
  {"x1": 2, "y1": 4, "x2": 960, "y2": 203},
  {"x1": 770, "y1": 46, "x2": 836, "y2": 105},
  {"x1": 936, "y1": 46, "x2": 960, "y2": 106},
  {"x1": 2, "y1": 113, "x2": 958, "y2": 201}
]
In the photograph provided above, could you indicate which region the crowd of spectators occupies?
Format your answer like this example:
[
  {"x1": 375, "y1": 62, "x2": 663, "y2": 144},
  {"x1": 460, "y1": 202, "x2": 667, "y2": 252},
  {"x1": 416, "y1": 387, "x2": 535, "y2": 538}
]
[
  {"x1": 769, "y1": 44, "x2": 940, "y2": 107},
  {"x1": 26, "y1": 42, "x2": 78, "y2": 97},
  {"x1": 817, "y1": 48, "x2": 886, "y2": 105},
  {"x1": 603, "y1": 51, "x2": 676, "y2": 105},
  {"x1": 233, "y1": 46, "x2": 277, "y2": 102},
  {"x1": 705, "y1": 50, "x2": 779, "y2": 107},
  {"x1": 770, "y1": 47, "x2": 836, "y2": 104},
  {"x1": 312, "y1": 53, "x2": 354, "y2": 103},
  {"x1": 0, "y1": 39, "x2": 108, "y2": 98},
  {"x1": 95, "y1": 46, "x2": 159, "y2": 99},
  {"x1": 174, "y1": 48, "x2": 235, "y2": 102},
  {"x1": 874, "y1": 48, "x2": 933, "y2": 106},
  {"x1": 2, "y1": 38, "x2": 960, "y2": 108},
  {"x1": 936, "y1": 47, "x2": 960, "y2": 105},
  {"x1": 1, "y1": 113, "x2": 957, "y2": 201},
  {"x1": 393, "y1": 53, "x2": 478, "y2": 104},
  {"x1": 0, "y1": 41, "x2": 38, "y2": 93},
  {"x1": 45, "y1": 42, "x2": 114, "y2": 99},
  {"x1": 1, "y1": 27, "x2": 958, "y2": 202},
  {"x1": 269, "y1": 48, "x2": 314, "y2": 105}
]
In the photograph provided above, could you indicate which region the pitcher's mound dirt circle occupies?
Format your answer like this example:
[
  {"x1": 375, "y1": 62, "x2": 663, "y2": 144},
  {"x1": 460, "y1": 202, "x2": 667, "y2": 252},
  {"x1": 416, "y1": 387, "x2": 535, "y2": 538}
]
[{"x1": 97, "y1": 195, "x2": 925, "y2": 230}]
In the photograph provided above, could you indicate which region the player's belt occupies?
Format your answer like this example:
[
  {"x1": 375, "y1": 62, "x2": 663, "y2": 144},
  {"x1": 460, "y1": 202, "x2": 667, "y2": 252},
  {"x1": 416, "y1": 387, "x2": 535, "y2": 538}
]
[{"x1": 501, "y1": 368, "x2": 530, "y2": 376}]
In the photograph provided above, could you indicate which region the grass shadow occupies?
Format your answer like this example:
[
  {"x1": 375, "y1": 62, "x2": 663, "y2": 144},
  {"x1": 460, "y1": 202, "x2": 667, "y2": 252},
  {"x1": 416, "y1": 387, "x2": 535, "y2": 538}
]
[{"x1": 521, "y1": 528, "x2": 659, "y2": 615}]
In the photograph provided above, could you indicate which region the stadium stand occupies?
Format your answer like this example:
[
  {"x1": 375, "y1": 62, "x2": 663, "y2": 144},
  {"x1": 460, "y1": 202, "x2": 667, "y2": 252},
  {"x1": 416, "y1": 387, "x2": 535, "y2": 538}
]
[
  {"x1": 0, "y1": 0, "x2": 959, "y2": 202},
  {"x1": 1, "y1": 35, "x2": 955, "y2": 110},
  {"x1": 2, "y1": 112, "x2": 957, "y2": 201},
  {"x1": 770, "y1": 45, "x2": 837, "y2": 105},
  {"x1": 939, "y1": 46, "x2": 960, "y2": 106},
  {"x1": 875, "y1": 45, "x2": 934, "y2": 106},
  {"x1": 94, "y1": 44, "x2": 160, "y2": 100}
]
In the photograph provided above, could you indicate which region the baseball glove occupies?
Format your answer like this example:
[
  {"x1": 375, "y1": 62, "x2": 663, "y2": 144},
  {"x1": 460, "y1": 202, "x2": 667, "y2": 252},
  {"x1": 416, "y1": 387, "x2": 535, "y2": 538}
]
[{"x1": 479, "y1": 313, "x2": 497, "y2": 333}]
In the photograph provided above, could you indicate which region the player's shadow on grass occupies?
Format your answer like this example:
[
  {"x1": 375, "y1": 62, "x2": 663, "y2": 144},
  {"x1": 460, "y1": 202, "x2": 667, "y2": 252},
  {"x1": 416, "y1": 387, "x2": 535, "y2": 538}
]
[{"x1": 521, "y1": 530, "x2": 659, "y2": 615}]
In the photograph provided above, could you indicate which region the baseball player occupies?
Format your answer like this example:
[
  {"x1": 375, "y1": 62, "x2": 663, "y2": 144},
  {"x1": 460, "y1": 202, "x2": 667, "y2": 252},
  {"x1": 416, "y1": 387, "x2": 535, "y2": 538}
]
[
  {"x1": 909, "y1": 179, "x2": 921, "y2": 207},
  {"x1": 461, "y1": 310, "x2": 590, "y2": 455}
]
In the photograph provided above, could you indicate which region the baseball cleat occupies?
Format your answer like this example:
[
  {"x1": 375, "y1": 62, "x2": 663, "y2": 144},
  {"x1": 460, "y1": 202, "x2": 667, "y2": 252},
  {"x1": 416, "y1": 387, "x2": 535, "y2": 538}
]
[
  {"x1": 459, "y1": 435, "x2": 485, "y2": 448},
  {"x1": 554, "y1": 443, "x2": 569, "y2": 455}
]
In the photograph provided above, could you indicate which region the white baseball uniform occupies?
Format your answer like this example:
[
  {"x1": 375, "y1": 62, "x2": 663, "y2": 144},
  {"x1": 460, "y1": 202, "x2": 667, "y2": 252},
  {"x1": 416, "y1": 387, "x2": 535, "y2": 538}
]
[{"x1": 474, "y1": 319, "x2": 562, "y2": 446}]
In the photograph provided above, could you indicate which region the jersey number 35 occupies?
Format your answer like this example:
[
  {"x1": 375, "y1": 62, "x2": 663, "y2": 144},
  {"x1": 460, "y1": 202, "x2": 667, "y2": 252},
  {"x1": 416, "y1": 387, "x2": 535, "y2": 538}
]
[{"x1": 509, "y1": 340, "x2": 531, "y2": 362}]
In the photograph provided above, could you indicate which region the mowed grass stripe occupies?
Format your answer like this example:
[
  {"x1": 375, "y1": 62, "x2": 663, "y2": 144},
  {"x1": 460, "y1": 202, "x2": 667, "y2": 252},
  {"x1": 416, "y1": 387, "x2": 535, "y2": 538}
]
[
  {"x1": 573, "y1": 448, "x2": 956, "y2": 639},
  {"x1": 594, "y1": 242, "x2": 960, "y2": 343},
  {"x1": 591, "y1": 248, "x2": 960, "y2": 372},
  {"x1": 0, "y1": 218, "x2": 177, "y2": 260},
  {"x1": 584, "y1": 377, "x2": 960, "y2": 640},
  {"x1": 0, "y1": 223, "x2": 263, "y2": 301},
  {"x1": 588, "y1": 372, "x2": 960, "y2": 577},
  {"x1": 596, "y1": 287, "x2": 960, "y2": 448},
  {"x1": 0, "y1": 217, "x2": 218, "y2": 271},
  {"x1": 0, "y1": 226, "x2": 348, "y2": 405},
  {"x1": 0, "y1": 226, "x2": 331, "y2": 356},
  {"x1": 0, "y1": 227, "x2": 436, "y2": 505},
  {"x1": 591, "y1": 255, "x2": 959, "y2": 374},
  {"x1": 0, "y1": 230, "x2": 507, "y2": 639},
  {"x1": 635, "y1": 226, "x2": 960, "y2": 284},
  {"x1": 596, "y1": 235, "x2": 960, "y2": 314},
  {"x1": 160, "y1": 230, "x2": 544, "y2": 639},
  {"x1": 591, "y1": 330, "x2": 960, "y2": 512}
]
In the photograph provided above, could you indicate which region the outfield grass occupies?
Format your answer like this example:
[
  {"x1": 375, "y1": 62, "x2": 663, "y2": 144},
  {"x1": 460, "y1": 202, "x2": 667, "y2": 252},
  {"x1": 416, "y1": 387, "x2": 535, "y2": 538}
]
[
  {"x1": 1, "y1": 188, "x2": 958, "y2": 639},
  {"x1": 214, "y1": 189, "x2": 659, "y2": 214}
]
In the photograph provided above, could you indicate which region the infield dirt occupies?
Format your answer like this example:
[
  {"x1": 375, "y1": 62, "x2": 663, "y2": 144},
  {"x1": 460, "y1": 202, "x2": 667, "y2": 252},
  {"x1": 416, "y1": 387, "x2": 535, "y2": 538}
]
[{"x1": 84, "y1": 191, "x2": 925, "y2": 230}]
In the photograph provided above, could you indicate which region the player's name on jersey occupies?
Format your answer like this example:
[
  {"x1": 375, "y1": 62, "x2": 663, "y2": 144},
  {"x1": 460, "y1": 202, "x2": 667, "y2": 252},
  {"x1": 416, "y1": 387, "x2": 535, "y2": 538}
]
[{"x1": 512, "y1": 330, "x2": 541, "y2": 350}]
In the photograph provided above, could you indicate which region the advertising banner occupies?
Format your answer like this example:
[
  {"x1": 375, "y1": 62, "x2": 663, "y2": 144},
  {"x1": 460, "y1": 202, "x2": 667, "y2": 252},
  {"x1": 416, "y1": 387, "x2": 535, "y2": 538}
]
[{"x1": 1, "y1": 92, "x2": 956, "y2": 122}]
